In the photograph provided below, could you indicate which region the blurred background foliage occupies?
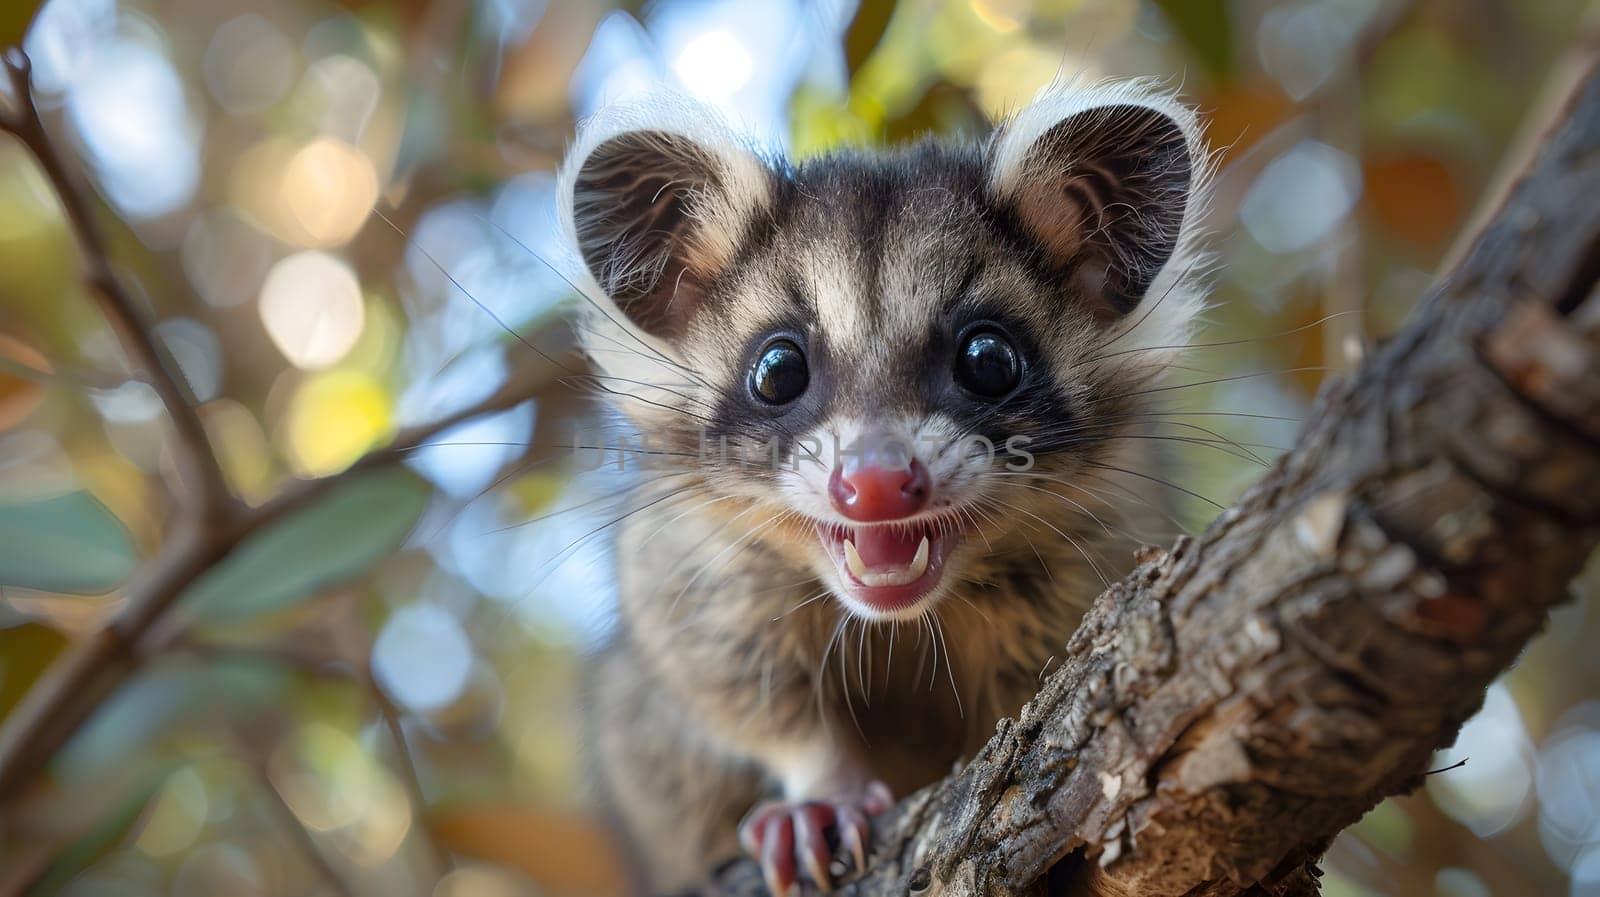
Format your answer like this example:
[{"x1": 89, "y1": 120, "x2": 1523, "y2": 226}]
[{"x1": 0, "y1": 0, "x2": 1597, "y2": 895}]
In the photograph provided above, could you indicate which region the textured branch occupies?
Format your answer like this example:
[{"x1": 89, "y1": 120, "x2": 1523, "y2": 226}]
[{"x1": 707, "y1": 62, "x2": 1600, "y2": 897}]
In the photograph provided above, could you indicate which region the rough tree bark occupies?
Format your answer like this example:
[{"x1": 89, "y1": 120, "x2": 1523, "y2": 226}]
[{"x1": 706, "y1": 63, "x2": 1600, "y2": 897}]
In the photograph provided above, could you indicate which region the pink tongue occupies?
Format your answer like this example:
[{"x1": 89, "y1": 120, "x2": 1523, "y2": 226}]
[{"x1": 853, "y1": 527, "x2": 923, "y2": 568}]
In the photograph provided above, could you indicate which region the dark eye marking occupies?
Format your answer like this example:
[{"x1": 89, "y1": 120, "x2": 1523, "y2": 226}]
[
  {"x1": 749, "y1": 338, "x2": 809, "y2": 405},
  {"x1": 954, "y1": 326, "x2": 1022, "y2": 399}
]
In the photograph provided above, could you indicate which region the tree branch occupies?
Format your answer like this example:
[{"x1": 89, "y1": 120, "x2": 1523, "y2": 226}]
[
  {"x1": 372, "y1": 678, "x2": 457, "y2": 880},
  {"x1": 0, "y1": 336, "x2": 573, "y2": 803},
  {"x1": 707, "y1": 60, "x2": 1600, "y2": 897},
  {"x1": 174, "y1": 638, "x2": 460, "y2": 880},
  {"x1": 0, "y1": 47, "x2": 579, "y2": 801},
  {"x1": 251, "y1": 756, "x2": 358, "y2": 897},
  {"x1": 0, "y1": 37, "x2": 577, "y2": 882},
  {"x1": 0, "y1": 50, "x2": 230, "y2": 517},
  {"x1": 237, "y1": 348, "x2": 577, "y2": 537}
]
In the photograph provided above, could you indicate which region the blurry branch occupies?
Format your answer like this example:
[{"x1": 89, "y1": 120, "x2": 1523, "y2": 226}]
[
  {"x1": 0, "y1": 352, "x2": 128, "y2": 391},
  {"x1": 371, "y1": 678, "x2": 457, "y2": 880},
  {"x1": 228, "y1": 343, "x2": 579, "y2": 539},
  {"x1": 249, "y1": 756, "x2": 358, "y2": 897},
  {"x1": 1438, "y1": 1, "x2": 1600, "y2": 272},
  {"x1": 0, "y1": 50, "x2": 230, "y2": 517},
  {"x1": 0, "y1": 346, "x2": 571, "y2": 798},
  {"x1": 708, "y1": 59, "x2": 1600, "y2": 897},
  {"x1": 1315, "y1": 77, "x2": 1366, "y2": 374},
  {"x1": 0, "y1": 49, "x2": 576, "y2": 872},
  {"x1": 175, "y1": 636, "x2": 459, "y2": 882}
]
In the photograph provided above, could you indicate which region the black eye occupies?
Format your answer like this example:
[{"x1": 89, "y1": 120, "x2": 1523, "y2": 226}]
[
  {"x1": 955, "y1": 330, "x2": 1021, "y2": 398},
  {"x1": 750, "y1": 339, "x2": 809, "y2": 405}
]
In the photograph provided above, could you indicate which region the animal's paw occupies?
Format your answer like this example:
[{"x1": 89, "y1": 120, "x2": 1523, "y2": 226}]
[{"x1": 737, "y1": 781, "x2": 893, "y2": 896}]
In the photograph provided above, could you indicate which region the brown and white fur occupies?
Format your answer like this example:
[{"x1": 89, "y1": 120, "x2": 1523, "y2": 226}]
[{"x1": 558, "y1": 80, "x2": 1212, "y2": 895}]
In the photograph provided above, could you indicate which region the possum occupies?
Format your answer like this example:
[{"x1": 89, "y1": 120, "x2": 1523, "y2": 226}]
[{"x1": 556, "y1": 80, "x2": 1212, "y2": 896}]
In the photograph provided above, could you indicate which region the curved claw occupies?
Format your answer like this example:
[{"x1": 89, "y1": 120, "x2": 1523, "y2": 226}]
[
  {"x1": 738, "y1": 780, "x2": 895, "y2": 891},
  {"x1": 793, "y1": 804, "x2": 835, "y2": 892},
  {"x1": 759, "y1": 813, "x2": 797, "y2": 897},
  {"x1": 834, "y1": 804, "x2": 870, "y2": 874},
  {"x1": 740, "y1": 802, "x2": 789, "y2": 855}
]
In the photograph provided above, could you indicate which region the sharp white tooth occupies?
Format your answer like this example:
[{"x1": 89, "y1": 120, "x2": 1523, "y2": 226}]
[
  {"x1": 843, "y1": 539, "x2": 869, "y2": 580},
  {"x1": 908, "y1": 535, "x2": 930, "y2": 579}
]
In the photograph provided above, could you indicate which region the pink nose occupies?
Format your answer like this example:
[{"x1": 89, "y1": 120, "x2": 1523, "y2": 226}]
[{"x1": 829, "y1": 459, "x2": 932, "y2": 521}]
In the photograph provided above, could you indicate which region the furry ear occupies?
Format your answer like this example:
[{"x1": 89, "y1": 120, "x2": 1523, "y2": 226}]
[
  {"x1": 561, "y1": 103, "x2": 775, "y2": 340},
  {"x1": 989, "y1": 85, "x2": 1203, "y2": 317}
]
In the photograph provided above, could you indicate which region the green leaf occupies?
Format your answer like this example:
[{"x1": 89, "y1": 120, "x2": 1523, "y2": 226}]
[
  {"x1": 28, "y1": 764, "x2": 177, "y2": 897},
  {"x1": 0, "y1": 491, "x2": 138, "y2": 594},
  {"x1": 56, "y1": 658, "x2": 294, "y2": 783},
  {"x1": 182, "y1": 467, "x2": 432, "y2": 621}
]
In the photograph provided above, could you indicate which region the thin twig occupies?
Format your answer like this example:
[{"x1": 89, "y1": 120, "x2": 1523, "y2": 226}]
[
  {"x1": 0, "y1": 349, "x2": 571, "y2": 802},
  {"x1": 239, "y1": 352, "x2": 577, "y2": 536},
  {"x1": 0, "y1": 44, "x2": 576, "y2": 812},
  {"x1": 173, "y1": 639, "x2": 458, "y2": 882},
  {"x1": 0, "y1": 39, "x2": 570, "y2": 870},
  {"x1": 369, "y1": 679, "x2": 456, "y2": 879},
  {"x1": 0, "y1": 50, "x2": 230, "y2": 517},
  {"x1": 251, "y1": 758, "x2": 358, "y2": 897}
]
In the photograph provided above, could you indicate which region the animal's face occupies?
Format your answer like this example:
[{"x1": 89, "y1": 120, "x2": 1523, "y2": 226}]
[{"x1": 561, "y1": 85, "x2": 1208, "y2": 622}]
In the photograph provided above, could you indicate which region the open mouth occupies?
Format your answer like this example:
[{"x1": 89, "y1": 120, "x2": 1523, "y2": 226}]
[{"x1": 816, "y1": 520, "x2": 959, "y2": 616}]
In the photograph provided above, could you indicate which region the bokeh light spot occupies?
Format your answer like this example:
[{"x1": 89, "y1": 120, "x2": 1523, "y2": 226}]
[
  {"x1": 66, "y1": 39, "x2": 202, "y2": 219},
  {"x1": 372, "y1": 603, "x2": 474, "y2": 713},
  {"x1": 1538, "y1": 716, "x2": 1600, "y2": 868},
  {"x1": 1427, "y1": 682, "x2": 1536, "y2": 838},
  {"x1": 200, "y1": 399, "x2": 276, "y2": 503},
  {"x1": 1436, "y1": 867, "x2": 1491, "y2": 897},
  {"x1": 259, "y1": 251, "x2": 367, "y2": 370},
  {"x1": 407, "y1": 402, "x2": 534, "y2": 498},
  {"x1": 673, "y1": 30, "x2": 753, "y2": 101},
  {"x1": 281, "y1": 138, "x2": 380, "y2": 246},
  {"x1": 284, "y1": 369, "x2": 393, "y2": 476},
  {"x1": 171, "y1": 843, "x2": 266, "y2": 897},
  {"x1": 203, "y1": 14, "x2": 296, "y2": 115},
  {"x1": 182, "y1": 210, "x2": 274, "y2": 308},
  {"x1": 433, "y1": 865, "x2": 532, "y2": 897},
  {"x1": 269, "y1": 722, "x2": 411, "y2": 866},
  {"x1": 134, "y1": 767, "x2": 210, "y2": 858},
  {"x1": 1241, "y1": 139, "x2": 1362, "y2": 254},
  {"x1": 154, "y1": 317, "x2": 223, "y2": 404},
  {"x1": 296, "y1": 54, "x2": 382, "y2": 141},
  {"x1": 23, "y1": 0, "x2": 117, "y2": 94}
]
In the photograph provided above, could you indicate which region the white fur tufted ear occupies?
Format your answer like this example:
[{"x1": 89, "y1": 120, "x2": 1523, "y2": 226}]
[
  {"x1": 989, "y1": 80, "x2": 1212, "y2": 351},
  {"x1": 558, "y1": 93, "x2": 776, "y2": 341}
]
